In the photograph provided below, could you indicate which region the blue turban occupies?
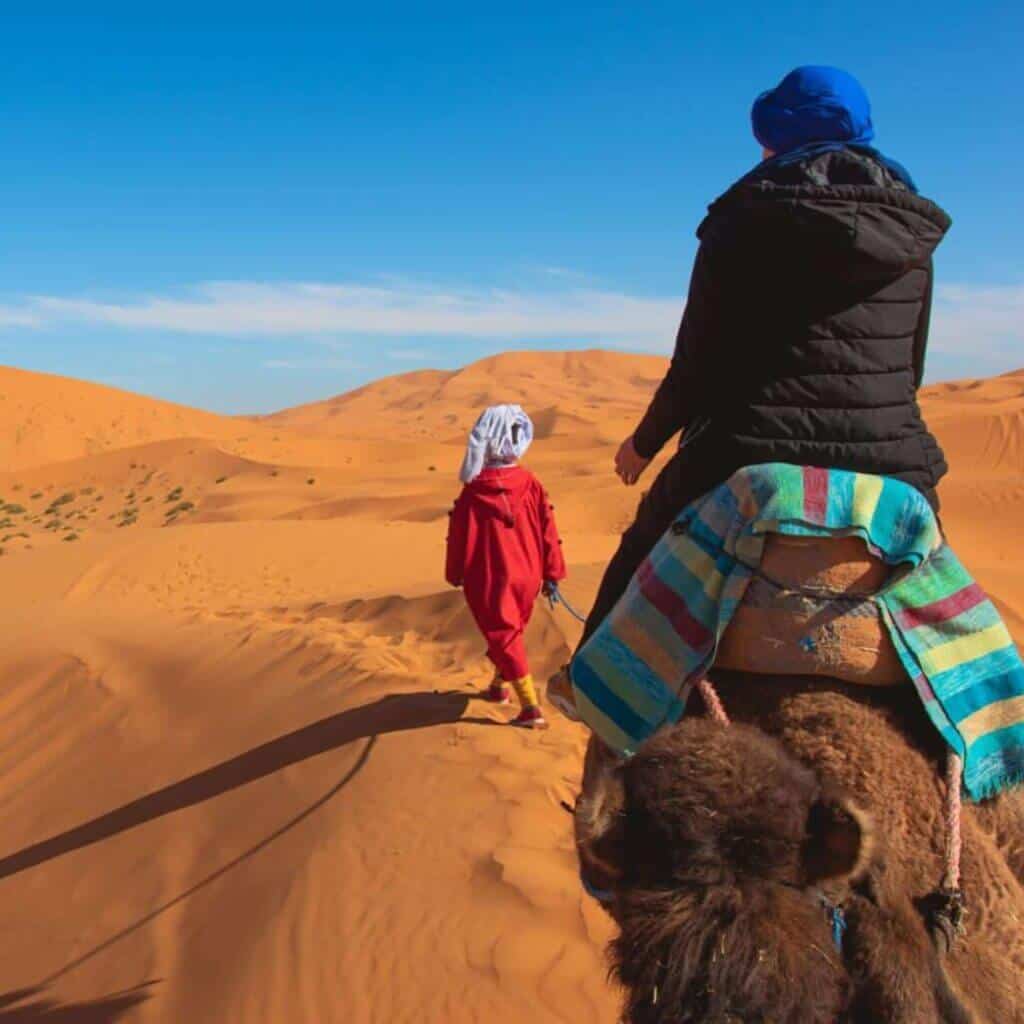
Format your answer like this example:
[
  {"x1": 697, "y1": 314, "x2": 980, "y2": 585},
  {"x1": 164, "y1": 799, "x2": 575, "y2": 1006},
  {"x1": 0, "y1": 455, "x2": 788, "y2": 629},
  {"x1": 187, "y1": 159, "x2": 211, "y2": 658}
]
[{"x1": 752, "y1": 66, "x2": 874, "y2": 155}]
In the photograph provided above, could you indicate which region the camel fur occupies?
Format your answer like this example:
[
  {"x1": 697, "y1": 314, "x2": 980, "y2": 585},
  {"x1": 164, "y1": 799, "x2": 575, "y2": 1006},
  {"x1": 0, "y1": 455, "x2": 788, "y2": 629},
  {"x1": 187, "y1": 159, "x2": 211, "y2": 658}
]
[{"x1": 575, "y1": 674, "x2": 1024, "y2": 1023}]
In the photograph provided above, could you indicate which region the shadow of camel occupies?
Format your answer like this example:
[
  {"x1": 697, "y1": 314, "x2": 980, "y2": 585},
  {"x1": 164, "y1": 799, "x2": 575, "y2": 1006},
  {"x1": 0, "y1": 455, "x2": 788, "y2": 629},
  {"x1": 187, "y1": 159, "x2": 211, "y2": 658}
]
[
  {"x1": 0, "y1": 983, "x2": 154, "y2": 1021},
  {"x1": 0, "y1": 689, "x2": 492, "y2": 882}
]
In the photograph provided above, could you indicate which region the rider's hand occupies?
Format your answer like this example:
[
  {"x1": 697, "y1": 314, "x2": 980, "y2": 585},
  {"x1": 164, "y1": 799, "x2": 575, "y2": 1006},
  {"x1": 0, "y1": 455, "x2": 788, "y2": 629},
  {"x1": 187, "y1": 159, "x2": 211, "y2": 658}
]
[
  {"x1": 614, "y1": 435, "x2": 651, "y2": 486},
  {"x1": 542, "y1": 580, "x2": 557, "y2": 599}
]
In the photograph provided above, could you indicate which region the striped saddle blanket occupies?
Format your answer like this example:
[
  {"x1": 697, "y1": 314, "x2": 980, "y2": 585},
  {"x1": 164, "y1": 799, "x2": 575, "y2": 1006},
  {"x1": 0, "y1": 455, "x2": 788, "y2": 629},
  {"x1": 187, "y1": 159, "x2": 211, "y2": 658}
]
[{"x1": 571, "y1": 463, "x2": 1024, "y2": 801}]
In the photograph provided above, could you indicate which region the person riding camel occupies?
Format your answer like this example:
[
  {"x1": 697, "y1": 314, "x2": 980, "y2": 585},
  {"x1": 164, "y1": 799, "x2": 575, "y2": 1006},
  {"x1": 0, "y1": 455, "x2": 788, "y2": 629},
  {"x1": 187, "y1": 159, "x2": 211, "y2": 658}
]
[
  {"x1": 554, "y1": 67, "x2": 1024, "y2": 997},
  {"x1": 446, "y1": 404, "x2": 566, "y2": 729},
  {"x1": 574, "y1": 65, "x2": 950, "y2": 657}
]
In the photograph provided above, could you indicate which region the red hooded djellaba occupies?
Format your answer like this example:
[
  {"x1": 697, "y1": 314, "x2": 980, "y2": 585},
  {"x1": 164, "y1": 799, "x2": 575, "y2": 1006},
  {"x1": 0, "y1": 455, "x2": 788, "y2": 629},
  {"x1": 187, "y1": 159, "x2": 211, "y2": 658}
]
[{"x1": 445, "y1": 404, "x2": 566, "y2": 728}]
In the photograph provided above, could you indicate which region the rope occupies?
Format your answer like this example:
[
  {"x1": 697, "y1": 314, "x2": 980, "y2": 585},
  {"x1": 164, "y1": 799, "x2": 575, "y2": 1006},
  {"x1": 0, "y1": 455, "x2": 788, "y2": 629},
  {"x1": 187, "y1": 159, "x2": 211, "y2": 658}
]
[
  {"x1": 944, "y1": 752, "x2": 964, "y2": 891},
  {"x1": 546, "y1": 584, "x2": 588, "y2": 625},
  {"x1": 696, "y1": 676, "x2": 730, "y2": 726},
  {"x1": 922, "y1": 750, "x2": 966, "y2": 953}
]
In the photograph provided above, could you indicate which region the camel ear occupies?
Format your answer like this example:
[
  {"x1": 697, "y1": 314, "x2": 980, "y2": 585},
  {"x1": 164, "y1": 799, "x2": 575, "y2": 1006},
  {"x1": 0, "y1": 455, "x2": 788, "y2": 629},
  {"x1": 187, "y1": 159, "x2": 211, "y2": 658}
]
[
  {"x1": 575, "y1": 740, "x2": 627, "y2": 891},
  {"x1": 802, "y1": 790, "x2": 873, "y2": 885}
]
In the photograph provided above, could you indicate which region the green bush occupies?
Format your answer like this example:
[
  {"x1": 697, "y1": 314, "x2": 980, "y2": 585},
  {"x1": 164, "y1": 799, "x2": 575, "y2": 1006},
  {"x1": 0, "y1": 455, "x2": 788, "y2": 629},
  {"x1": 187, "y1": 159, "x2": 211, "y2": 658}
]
[{"x1": 164, "y1": 501, "x2": 195, "y2": 517}]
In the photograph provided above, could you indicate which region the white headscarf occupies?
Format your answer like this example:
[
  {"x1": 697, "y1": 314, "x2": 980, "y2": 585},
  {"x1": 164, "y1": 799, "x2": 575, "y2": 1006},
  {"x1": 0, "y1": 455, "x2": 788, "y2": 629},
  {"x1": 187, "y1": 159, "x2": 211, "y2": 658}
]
[{"x1": 459, "y1": 404, "x2": 534, "y2": 484}]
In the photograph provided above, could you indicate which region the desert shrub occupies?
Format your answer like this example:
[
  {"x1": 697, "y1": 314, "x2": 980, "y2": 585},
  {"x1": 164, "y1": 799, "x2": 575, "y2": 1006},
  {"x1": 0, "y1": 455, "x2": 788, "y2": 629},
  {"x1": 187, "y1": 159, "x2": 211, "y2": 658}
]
[
  {"x1": 46, "y1": 493, "x2": 74, "y2": 514},
  {"x1": 166, "y1": 487, "x2": 183, "y2": 502}
]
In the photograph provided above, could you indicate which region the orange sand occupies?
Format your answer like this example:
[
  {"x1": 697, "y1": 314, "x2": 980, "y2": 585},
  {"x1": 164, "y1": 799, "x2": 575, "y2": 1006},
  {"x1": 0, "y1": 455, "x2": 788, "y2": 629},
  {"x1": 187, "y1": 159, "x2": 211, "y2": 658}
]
[{"x1": 0, "y1": 352, "x2": 1020, "y2": 1022}]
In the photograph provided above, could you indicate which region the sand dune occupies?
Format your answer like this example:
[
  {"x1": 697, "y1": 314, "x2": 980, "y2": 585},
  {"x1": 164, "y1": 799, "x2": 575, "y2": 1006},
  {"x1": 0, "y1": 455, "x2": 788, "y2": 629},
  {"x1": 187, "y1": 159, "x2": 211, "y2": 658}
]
[
  {"x1": 258, "y1": 349, "x2": 667, "y2": 444},
  {"x1": 1, "y1": 352, "x2": 1022, "y2": 1022},
  {"x1": 0, "y1": 365, "x2": 253, "y2": 472}
]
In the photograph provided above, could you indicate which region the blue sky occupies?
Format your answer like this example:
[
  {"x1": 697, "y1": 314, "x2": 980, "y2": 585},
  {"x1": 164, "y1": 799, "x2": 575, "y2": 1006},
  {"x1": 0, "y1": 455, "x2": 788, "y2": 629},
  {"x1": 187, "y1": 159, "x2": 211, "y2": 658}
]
[{"x1": 1, "y1": 5, "x2": 1021, "y2": 413}]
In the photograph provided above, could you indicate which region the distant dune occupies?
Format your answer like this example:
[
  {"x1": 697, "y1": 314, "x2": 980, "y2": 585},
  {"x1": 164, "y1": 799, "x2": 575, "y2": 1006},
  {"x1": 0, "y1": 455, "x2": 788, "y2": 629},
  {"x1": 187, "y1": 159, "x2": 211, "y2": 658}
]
[
  {"x1": 0, "y1": 364, "x2": 246, "y2": 471},
  {"x1": 256, "y1": 349, "x2": 668, "y2": 444},
  {"x1": 0, "y1": 352, "x2": 1021, "y2": 1022}
]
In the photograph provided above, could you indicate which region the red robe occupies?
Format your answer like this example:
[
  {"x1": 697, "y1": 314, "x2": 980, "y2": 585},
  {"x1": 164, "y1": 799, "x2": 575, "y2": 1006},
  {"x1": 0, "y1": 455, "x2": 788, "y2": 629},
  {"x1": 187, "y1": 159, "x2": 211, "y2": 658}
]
[{"x1": 445, "y1": 466, "x2": 566, "y2": 681}]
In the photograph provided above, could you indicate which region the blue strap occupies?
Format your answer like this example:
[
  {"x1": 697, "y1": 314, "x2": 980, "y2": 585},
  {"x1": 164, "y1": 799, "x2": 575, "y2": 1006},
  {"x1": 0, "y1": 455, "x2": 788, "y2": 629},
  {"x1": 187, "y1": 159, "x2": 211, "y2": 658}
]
[
  {"x1": 823, "y1": 898, "x2": 847, "y2": 952},
  {"x1": 547, "y1": 584, "x2": 588, "y2": 624}
]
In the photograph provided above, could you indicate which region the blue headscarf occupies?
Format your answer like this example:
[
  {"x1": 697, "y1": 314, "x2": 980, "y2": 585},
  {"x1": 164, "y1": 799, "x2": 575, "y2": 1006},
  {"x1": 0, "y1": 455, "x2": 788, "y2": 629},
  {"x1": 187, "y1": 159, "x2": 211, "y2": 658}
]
[
  {"x1": 749, "y1": 66, "x2": 917, "y2": 192},
  {"x1": 752, "y1": 66, "x2": 874, "y2": 153}
]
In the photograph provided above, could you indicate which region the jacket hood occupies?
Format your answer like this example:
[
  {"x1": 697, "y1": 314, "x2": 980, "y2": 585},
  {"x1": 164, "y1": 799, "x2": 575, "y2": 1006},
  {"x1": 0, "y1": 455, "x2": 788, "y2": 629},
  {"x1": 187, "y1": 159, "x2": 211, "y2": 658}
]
[
  {"x1": 701, "y1": 148, "x2": 951, "y2": 289},
  {"x1": 461, "y1": 466, "x2": 533, "y2": 525}
]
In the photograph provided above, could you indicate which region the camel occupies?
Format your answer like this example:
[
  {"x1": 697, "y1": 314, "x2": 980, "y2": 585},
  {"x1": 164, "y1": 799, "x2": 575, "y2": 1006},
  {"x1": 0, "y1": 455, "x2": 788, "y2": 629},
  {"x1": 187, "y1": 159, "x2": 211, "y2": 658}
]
[{"x1": 575, "y1": 673, "x2": 1024, "y2": 1023}]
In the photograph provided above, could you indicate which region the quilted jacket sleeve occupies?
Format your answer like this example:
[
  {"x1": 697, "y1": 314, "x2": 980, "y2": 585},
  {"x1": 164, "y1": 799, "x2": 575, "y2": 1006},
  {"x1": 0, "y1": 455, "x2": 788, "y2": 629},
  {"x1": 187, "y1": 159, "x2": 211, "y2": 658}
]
[{"x1": 632, "y1": 242, "x2": 719, "y2": 459}]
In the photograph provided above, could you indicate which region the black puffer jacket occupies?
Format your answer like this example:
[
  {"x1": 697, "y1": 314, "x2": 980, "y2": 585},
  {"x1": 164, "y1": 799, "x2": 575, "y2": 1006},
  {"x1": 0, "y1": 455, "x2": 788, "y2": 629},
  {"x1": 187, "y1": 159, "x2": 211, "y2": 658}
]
[{"x1": 633, "y1": 148, "x2": 950, "y2": 509}]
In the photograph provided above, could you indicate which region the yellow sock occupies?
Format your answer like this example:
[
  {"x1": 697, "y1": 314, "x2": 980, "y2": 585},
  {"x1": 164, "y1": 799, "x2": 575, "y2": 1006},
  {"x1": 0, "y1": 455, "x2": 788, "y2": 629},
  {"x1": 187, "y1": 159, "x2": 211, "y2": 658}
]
[{"x1": 511, "y1": 674, "x2": 539, "y2": 709}]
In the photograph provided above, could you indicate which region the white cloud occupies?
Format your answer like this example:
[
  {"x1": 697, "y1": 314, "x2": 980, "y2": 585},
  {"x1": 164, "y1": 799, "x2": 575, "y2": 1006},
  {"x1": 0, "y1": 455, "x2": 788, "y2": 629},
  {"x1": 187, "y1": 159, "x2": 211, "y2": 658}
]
[
  {"x1": 931, "y1": 283, "x2": 1024, "y2": 361},
  {"x1": 0, "y1": 278, "x2": 1020, "y2": 373},
  {"x1": 0, "y1": 308, "x2": 43, "y2": 328},
  {"x1": 531, "y1": 265, "x2": 593, "y2": 282},
  {"x1": 1, "y1": 279, "x2": 679, "y2": 346},
  {"x1": 263, "y1": 357, "x2": 360, "y2": 371},
  {"x1": 386, "y1": 347, "x2": 433, "y2": 361}
]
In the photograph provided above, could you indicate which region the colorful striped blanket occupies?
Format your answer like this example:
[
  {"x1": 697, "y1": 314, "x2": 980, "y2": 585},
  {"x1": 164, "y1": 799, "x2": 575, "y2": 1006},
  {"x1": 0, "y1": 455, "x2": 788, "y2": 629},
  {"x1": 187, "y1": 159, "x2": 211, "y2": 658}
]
[{"x1": 571, "y1": 464, "x2": 1024, "y2": 801}]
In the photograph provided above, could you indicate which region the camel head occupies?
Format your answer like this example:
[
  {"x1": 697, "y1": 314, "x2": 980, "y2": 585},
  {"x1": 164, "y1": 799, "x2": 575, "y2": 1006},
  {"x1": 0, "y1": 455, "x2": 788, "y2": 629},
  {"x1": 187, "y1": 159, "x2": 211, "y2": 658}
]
[
  {"x1": 575, "y1": 720, "x2": 969, "y2": 1023},
  {"x1": 575, "y1": 720, "x2": 870, "y2": 1021}
]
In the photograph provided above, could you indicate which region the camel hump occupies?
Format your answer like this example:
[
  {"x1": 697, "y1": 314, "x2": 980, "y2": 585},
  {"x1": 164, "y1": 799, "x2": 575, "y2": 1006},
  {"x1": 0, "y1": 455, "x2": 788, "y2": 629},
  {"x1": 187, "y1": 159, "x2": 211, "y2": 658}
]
[
  {"x1": 716, "y1": 534, "x2": 907, "y2": 686},
  {"x1": 761, "y1": 533, "x2": 890, "y2": 594}
]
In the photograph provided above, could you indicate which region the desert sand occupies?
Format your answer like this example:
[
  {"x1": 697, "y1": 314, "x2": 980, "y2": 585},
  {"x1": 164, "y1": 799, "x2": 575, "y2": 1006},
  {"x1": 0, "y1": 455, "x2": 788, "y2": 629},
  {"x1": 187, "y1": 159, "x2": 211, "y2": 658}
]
[{"x1": 0, "y1": 351, "x2": 1020, "y2": 1022}]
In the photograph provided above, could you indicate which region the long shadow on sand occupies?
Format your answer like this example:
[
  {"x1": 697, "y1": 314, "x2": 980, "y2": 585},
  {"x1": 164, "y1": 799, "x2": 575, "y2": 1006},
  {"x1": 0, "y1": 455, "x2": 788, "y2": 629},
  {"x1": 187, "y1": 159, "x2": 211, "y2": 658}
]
[
  {"x1": 0, "y1": 983, "x2": 154, "y2": 1021},
  {"x1": 0, "y1": 689, "x2": 491, "y2": 882},
  {"x1": 9, "y1": 689, "x2": 495, "y2": 991}
]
